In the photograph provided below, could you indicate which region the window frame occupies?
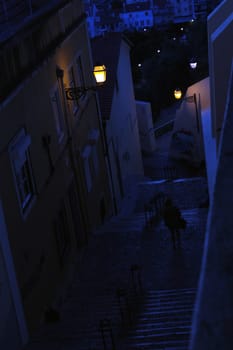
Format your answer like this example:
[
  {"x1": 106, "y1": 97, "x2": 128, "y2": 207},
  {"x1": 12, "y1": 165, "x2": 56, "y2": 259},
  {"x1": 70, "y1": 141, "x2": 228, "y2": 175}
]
[
  {"x1": 50, "y1": 83, "x2": 65, "y2": 143},
  {"x1": 67, "y1": 53, "x2": 86, "y2": 116},
  {"x1": 9, "y1": 128, "x2": 36, "y2": 216}
]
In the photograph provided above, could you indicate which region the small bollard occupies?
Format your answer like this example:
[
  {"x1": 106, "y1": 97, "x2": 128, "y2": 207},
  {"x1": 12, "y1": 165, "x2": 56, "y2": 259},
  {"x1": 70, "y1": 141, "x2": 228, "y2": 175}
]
[
  {"x1": 130, "y1": 264, "x2": 143, "y2": 295},
  {"x1": 116, "y1": 288, "x2": 131, "y2": 325},
  {"x1": 99, "y1": 319, "x2": 116, "y2": 350}
]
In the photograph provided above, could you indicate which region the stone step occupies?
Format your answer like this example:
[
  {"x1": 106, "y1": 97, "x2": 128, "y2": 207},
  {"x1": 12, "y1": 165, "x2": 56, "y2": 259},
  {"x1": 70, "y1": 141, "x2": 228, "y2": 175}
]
[
  {"x1": 64, "y1": 290, "x2": 196, "y2": 304},
  {"x1": 135, "y1": 177, "x2": 208, "y2": 211},
  {"x1": 118, "y1": 338, "x2": 189, "y2": 350},
  {"x1": 94, "y1": 213, "x2": 146, "y2": 234},
  {"x1": 146, "y1": 287, "x2": 196, "y2": 295},
  {"x1": 129, "y1": 320, "x2": 192, "y2": 332},
  {"x1": 124, "y1": 330, "x2": 190, "y2": 342}
]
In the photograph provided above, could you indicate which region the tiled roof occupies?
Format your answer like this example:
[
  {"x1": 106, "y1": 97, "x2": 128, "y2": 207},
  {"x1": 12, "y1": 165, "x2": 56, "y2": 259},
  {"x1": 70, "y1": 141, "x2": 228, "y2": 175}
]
[{"x1": 91, "y1": 33, "x2": 123, "y2": 120}]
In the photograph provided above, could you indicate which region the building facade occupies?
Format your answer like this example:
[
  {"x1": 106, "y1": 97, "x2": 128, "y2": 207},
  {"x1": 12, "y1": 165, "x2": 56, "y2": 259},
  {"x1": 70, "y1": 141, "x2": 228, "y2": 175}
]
[
  {"x1": 189, "y1": 0, "x2": 233, "y2": 348},
  {"x1": 0, "y1": 0, "x2": 112, "y2": 341},
  {"x1": 121, "y1": 1, "x2": 154, "y2": 31},
  {"x1": 170, "y1": 0, "x2": 195, "y2": 23},
  {"x1": 83, "y1": 0, "x2": 215, "y2": 37}
]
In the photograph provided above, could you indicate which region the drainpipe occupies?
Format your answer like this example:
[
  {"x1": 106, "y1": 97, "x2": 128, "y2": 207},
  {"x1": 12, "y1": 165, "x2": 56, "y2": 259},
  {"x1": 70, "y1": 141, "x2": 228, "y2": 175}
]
[
  {"x1": 56, "y1": 66, "x2": 90, "y2": 242},
  {"x1": 94, "y1": 95, "x2": 118, "y2": 215}
]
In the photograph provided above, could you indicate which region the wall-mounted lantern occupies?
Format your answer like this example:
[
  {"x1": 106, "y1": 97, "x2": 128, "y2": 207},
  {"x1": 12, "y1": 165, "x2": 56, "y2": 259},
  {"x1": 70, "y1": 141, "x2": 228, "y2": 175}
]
[
  {"x1": 56, "y1": 64, "x2": 107, "y2": 101},
  {"x1": 189, "y1": 59, "x2": 197, "y2": 70},
  {"x1": 93, "y1": 64, "x2": 107, "y2": 85}
]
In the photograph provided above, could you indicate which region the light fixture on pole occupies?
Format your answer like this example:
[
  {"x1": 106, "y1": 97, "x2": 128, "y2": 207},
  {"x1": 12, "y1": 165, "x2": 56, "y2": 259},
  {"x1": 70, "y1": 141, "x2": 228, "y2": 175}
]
[
  {"x1": 93, "y1": 64, "x2": 107, "y2": 85},
  {"x1": 174, "y1": 88, "x2": 199, "y2": 133},
  {"x1": 184, "y1": 93, "x2": 199, "y2": 133},
  {"x1": 64, "y1": 64, "x2": 107, "y2": 101},
  {"x1": 189, "y1": 59, "x2": 197, "y2": 70},
  {"x1": 174, "y1": 88, "x2": 182, "y2": 100}
]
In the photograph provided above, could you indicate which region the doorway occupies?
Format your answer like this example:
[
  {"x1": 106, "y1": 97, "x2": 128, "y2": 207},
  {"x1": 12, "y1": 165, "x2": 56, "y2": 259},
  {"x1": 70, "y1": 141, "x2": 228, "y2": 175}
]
[{"x1": 0, "y1": 200, "x2": 28, "y2": 348}]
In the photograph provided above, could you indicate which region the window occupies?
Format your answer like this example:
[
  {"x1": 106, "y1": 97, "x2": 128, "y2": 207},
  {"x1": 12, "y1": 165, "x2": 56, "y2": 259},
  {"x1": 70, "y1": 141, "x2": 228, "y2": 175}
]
[
  {"x1": 76, "y1": 55, "x2": 85, "y2": 100},
  {"x1": 9, "y1": 129, "x2": 35, "y2": 214},
  {"x1": 68, "y1": 65, "x2": 79, "y2": 114},
  {"x1": 50, "y1": 85, "x2": 65, "y2": 142}
]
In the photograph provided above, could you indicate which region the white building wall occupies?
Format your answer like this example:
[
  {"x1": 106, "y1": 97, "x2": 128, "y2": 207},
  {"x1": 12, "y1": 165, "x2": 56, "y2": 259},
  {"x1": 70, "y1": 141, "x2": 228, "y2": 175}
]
[
  {"x1": 171, "y1": 78, "x2": 212, "y2": 173},
  {"x1": 200, "y1": 108, "x2": 217, "y2": 200},
  {"x1": 106, "y1": 40, "x2": 144, "y2": 210},
  {"x1": 136, "y1": 101, "x2": 156, "y2": 153}
]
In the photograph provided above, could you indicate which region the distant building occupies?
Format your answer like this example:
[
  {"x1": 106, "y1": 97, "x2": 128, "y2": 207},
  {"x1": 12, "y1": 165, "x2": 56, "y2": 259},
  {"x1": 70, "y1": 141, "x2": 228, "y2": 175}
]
[
  {"x1": 153, "y1": 0, "x2": 174, "y2": 27},
  {"x1": 84, "y1": 0, "x2": 213, "y2": 36},
  {"x1": 121, "y1": 1, "x2": 154, "y2": 31},
  {"x1": 84, "y1": 0, "x2": 100, "y2": 37},
  {"x1": 193, "y1": 0, "x2": 209, "y2": 19},
  {"x1": 170, "y1": 0, "x2": 195, "y2": 23}
]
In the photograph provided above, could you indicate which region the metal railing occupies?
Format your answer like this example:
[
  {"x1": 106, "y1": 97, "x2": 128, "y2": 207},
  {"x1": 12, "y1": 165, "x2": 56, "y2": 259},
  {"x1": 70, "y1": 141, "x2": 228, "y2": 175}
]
[{"x1": 144, "y1": 192, "x2": 166, "y2": 229}]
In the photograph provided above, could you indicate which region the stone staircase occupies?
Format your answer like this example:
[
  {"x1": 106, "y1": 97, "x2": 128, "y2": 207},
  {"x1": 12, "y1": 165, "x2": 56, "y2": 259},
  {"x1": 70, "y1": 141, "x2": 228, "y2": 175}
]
[
  {"x1": 136, "y1": 177, "x2": 208, "y2": 212},
  {"x1": 94, "y1": 213, "x2": 146, "y2": 235},
  {"x1": 24, "y1": 178, "x2": 207, "y2": 350},
  {"x1": 117, "y1": 287, "x2": 196, "y2": 350},
  {"x1": 30, "y1": 286, "x2": 196, "y2": 350}
]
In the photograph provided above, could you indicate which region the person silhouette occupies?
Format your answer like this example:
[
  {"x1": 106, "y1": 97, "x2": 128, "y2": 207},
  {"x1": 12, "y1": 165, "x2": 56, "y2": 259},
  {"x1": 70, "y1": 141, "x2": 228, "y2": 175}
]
[{"x1": 163, "y1": 198, "x2": 182, "y2": 250}]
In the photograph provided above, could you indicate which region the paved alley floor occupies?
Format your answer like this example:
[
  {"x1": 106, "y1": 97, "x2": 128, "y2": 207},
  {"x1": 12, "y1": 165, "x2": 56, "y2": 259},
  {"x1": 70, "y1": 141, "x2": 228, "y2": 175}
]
[{"x1": 23, "y1": 132, "x2": 209, "y2": 350}]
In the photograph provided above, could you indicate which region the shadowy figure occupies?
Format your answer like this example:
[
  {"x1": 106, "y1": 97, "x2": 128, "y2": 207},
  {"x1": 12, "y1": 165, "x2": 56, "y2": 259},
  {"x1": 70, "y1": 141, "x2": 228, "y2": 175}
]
[{"x1": 163, "y1": 198, "x2": 182, "y2": 250}]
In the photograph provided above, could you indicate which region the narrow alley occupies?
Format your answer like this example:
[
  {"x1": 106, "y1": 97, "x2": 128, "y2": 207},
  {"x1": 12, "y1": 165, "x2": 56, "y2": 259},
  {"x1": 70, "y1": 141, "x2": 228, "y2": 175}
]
[
  {"x1": 26, "y1": 123, "x2": 208, "y2": 350},
  {"x1": 24, "y1": 129, "x2": 209, "y2": 350}
]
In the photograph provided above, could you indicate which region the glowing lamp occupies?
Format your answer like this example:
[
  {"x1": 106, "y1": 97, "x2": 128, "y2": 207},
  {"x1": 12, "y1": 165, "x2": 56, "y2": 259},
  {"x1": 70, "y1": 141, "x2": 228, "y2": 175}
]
[
  {"x1": 174, "y1": 89, "x2": 182, "y2": 100},
  {"x1": 93, "y1": 65, "x2": 107, "y2": 85},
  {"x1": 190, "y1": 61, "x2": 197, "y2": 69}
]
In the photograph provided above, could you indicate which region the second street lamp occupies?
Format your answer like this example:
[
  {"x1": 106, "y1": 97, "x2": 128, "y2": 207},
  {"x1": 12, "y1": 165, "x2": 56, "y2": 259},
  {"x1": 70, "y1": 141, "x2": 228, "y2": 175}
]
[{"x1": 174, "y1": 88, "x2": 182, "y2": 100}]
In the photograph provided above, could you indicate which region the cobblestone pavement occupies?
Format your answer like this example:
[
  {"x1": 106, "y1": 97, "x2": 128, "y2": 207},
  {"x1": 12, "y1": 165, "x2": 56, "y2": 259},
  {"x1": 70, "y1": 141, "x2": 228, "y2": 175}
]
[{"x1": 23, "y1": 132, "x2": 209, "y2": 350}]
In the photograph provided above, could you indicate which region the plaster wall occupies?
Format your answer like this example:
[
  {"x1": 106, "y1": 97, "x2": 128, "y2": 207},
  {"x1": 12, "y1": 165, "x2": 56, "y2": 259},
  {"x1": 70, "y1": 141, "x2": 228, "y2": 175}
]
[
  {"x1": 136, "y1": 100, "x2": 156, "y2": 153},
  {"x1": 208, "y1": 0, "x2": 233, "y2": 142},
  {"x1": 106, "y1": 39, "x2": 144, "y2": 210},
  {"x1": 189, "y1": 61, "x2": 233, "y2": 350},
  {"x1": 171, "y1": 78, "x2": 210, "y2": 167},
  {"x1": 0, "y1": 7, "x2": 111, "y2": 333}
]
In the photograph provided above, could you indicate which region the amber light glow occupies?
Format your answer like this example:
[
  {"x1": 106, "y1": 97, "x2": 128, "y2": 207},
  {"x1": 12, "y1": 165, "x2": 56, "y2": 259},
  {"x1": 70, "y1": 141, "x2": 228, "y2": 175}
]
[
  {"x1": 93, "y1": 65, "x2": 107, "y2": 85},
  {"x1": 174, "y1": 88, "x2": 182, "y2": 100}
]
